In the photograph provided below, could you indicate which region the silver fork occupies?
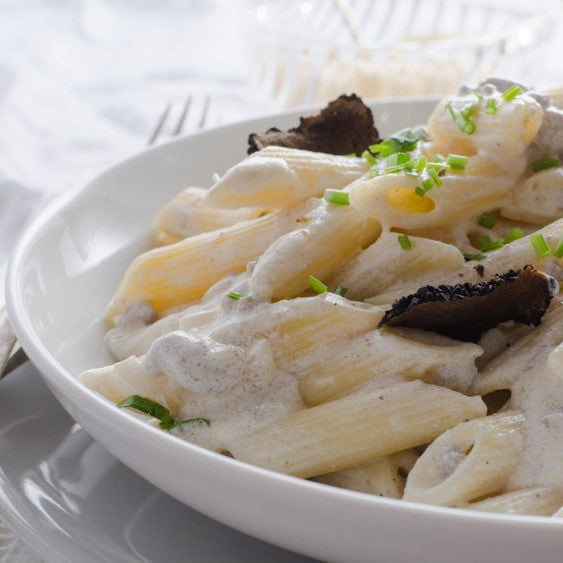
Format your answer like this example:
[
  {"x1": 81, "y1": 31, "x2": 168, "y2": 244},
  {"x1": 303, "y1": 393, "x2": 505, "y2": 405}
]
[{"x1": 0, "y1": 95, "x2": 211, "y2": 380}]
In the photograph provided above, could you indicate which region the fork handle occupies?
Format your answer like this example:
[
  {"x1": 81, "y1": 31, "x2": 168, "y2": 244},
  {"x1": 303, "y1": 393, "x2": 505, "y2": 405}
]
[{"x1": 0, "y1": 306, "x2": 28, "y2": 379}]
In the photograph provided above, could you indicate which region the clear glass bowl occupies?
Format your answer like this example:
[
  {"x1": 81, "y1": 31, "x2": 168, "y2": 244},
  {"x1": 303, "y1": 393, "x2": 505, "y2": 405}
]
[{"x1": 244, "y1": 0, "x2": 555, "y2": 109}]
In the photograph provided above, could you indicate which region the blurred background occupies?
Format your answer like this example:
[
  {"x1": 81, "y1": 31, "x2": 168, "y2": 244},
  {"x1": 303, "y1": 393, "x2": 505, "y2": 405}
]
[{"x1": 0, "y1": 0, "x2": 562, "y2": 559}]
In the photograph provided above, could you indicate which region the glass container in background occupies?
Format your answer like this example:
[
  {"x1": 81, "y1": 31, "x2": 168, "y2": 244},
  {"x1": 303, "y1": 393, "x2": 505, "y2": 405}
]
[{"x1": 244, "y1": 0, "x2": 558, "y2": 109}]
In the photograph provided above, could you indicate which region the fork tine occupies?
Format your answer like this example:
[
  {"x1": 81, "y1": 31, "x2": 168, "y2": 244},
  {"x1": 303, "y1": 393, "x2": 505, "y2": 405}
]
[
  {"x1": 147, "y1": 102, "x2": 172, "y2": 146},
  {"x1": 172, "y1": 96, "x2": 192, "y2": 136},
  {"x1": 198, "y1": 96, "x2": 211, "y2": 130}
]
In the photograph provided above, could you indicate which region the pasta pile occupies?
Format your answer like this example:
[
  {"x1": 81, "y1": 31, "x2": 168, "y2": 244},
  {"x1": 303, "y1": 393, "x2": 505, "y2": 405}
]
[{"x1": 80, "y1": 81, "x2": 563, "y2": 516}]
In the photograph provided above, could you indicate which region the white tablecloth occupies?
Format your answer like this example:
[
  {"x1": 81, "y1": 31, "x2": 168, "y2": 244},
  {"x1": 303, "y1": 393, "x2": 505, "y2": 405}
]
[{"x1": 1, "y1": 1, "x2": 563, "y2": 560}]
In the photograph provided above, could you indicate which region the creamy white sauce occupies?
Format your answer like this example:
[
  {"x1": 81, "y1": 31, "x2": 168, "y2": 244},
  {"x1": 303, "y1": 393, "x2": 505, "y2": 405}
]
[{"x1": 507, "y1": 342, "x2": 563, "y2": 492}]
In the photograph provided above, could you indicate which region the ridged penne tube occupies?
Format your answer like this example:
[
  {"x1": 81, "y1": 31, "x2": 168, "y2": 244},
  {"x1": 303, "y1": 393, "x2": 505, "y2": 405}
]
[
  {"x1": 403, "y1": 412, "x2": 525, "y2": 507},
  {"x1": 500, "y1": 167, "x2": 563, "y2": 226},
  {"x1": 204, "y1": 145, "x2": 368, "y2": 209},
  {"x1": 228, "y1": 380, "x2": 486, "y2": 478},
  {"x1": 208, "y1": 294, "x2": 385, "y2": 367},
  {"x1": 79, "y1": 356, "x2": 190, "y2": 414},
  {"x1": 248, "y1": 203, "x2": 381, "y2": 301},
  {"x1": 472, "y1": 299, "x2": 563, "y2": 395},
  {"x1": 154, "y1": 187, "x2": 272, "y2": 245},
  {"x1": 464, "y1": 487, "x2": 563, "y2": 516},
  {"x1": 296, "y1": 328, "x2": 482, "y2": 406},
  {"x1": 106, "y1": 198, "x2": 321, "y2": 323},
  {"x1": 333, "y1": 231, "x2": 465, "y2": 301},
  {"x1": 106, "y1": 303, "x2": 218, "y2": 361},
  {"x1": 315, "y1": 450, "x2": 419, "y2": 499}
]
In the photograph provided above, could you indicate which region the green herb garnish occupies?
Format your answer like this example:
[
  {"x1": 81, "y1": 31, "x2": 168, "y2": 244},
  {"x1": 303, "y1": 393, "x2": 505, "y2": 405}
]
[
  {"x1": 477, "y1": 235, "x2": 504, "y2": 252},
  {"x1": 463, "y1": 252, "x2": 486, "y2": 261},
  {"x1": 369, "y1": 127, "x2": 427, "y2": 158},
  {"x1": 531, "y1": 155, "x2": 561, "y2": 173},
  {"x1": 501, "y1": 84, "x2": 523, "y2": 102},
  {"x1": 309, "y1": 275, "x2": 328, "y2": 294},
  {"x1": 478, "y1": 212, "x2": 497, "y2": 229},
  {"x1": 324, "y1": 189, "x2": 350, "y2": 206},
  {"x1": 227, "y1": 291, "x2": 245, "y2": 300},
  {"x1": 397, "y1": 234, "x2": 412, "y2": 250},
  {"x1": 504, "y1": 228, "x2": 524, "y2": 244},
  {"x1": 485, "y1": 98, "x2": 498, "y2": 115},
  {"x1": 448, "y1": 154, "x2": 469, "y2": 170},
  {"x1": 553, "y1": 239, "x2": 563, "y2": 258},
  {"x1": 117, "y1": 395, "x2": 209, "y2": 431},
  {"x1": 428, "y1": 168, "x2": 443, "y2": 187},
  {"x1": 333, "y1": 286, "x2": 348, "y2": 297},
  {"x1": 362, "y1": 150, "x2": 376, "y2": 166},
  {"x1": 530, "y1": 234, "x2": 551, "y2": 257}
]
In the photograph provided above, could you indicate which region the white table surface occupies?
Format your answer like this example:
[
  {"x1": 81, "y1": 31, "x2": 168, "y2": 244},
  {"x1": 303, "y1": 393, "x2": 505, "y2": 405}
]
[{"x1": 1, "y1": 0, "x2": 562, "y2": 560}]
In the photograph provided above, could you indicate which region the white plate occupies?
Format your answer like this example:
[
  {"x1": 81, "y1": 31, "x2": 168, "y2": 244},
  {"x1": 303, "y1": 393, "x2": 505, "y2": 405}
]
[
  {"x1": 0, "y1": 362, "x2": 314, "y2": 562},
  {"x1": 6, "y1": 100, "x2": 563, "y2": 563}
]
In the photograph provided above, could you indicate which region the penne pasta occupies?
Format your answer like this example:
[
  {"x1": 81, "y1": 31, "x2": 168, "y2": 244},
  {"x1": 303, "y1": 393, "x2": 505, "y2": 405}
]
[
  {"x1": 229, "y1": 381, "x2": 486, "y2": 478},
  {"x1": 404, "y1": 412, "x2": 525, "y2": 507}
]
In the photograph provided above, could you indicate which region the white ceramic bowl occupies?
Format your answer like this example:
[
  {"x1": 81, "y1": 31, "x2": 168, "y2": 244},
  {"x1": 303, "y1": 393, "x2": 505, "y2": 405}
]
[{"x1": 7, "y1": 99, "x2": 563, "y2": 563}]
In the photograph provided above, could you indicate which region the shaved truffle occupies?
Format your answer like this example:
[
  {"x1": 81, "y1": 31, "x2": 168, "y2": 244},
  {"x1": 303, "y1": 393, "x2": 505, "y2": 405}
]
[
  {"x1": 248, "y1": 94, "x2": 381, "y2": 155},
  {"x1": 378, "y1": 266, "x2": 558, "y2": 342}
]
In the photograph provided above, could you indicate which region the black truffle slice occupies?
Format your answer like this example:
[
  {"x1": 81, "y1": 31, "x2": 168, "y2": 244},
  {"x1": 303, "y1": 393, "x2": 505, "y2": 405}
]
[
  {"x1": 378, "y1": 266, "x2": 559, "y2": 342},
  {"x1": 247, "y1": 94, "x2": 381, "y2": 155}
]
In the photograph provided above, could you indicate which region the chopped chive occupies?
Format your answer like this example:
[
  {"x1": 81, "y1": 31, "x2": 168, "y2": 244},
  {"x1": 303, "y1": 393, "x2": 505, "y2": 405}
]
[
  {"x1": 118, "y1": 395, "x2": 175, "y2": 430},
  {"x1": 504, "y1": 228, "x2": 524, "y2": 244},
  {"x1": 531, "y1": 155, "x2": 561, "y2": 173},
  {"x1": 480, "y1": 240, "x2": 504, "y2": 252},
  {"x1": 333, "y1": 286, "x2": 348, "y2": 297},
  {"x1": 397, "y1": 234, "x2": 412, "y2": 250},
  {"x1": 416, "y1": 156, "x2": 427, "y2": 173},
  {"x1": 324, "y1": 188, "x2": 350, "y2": 206},
  {"x1": 470, "y1": 89, "x2": 484, "y2": 100},
  {"x1": 428, "y1": 168, "x2": 443, "y2": 187},
  {"x1": 553, "y1": 239, "x2": 563, "y2": 258},
  {"x1": 369, "y1": 168, "x2": 379, "y2": 178},
  {"x1": 426, "y1": 161, "x2": 449, "y2": 172},
  {"x1": 501, "y1": 84, "x2": 523, "y2": 102},
  {"x1": 211, "y1": 172, "x2": 221, "y2": 183},
  {"x1": 362, "y1": 150, "x2": 376, "y2": 166},
  {"x1": 448, "y1": 154, "x2": 469, "y2": 170},
  {"x1": 396, "y1": 152, "x2": 410, "y2": 165},
  {"x1": 422, "y1": 178, "x2": 433, "y2": 191},
  {"x1": 460, "y1": 104, "x2": 477, "y2": 120},
  {"x1": 174, "y1": 417, "x2": 210, "y2": 428},
  {"x1": 345, "y1": 152, "x2": 357, "y2": 157},
  {"x1": 485, "y1": 98, "x2": 498, "y2": 115},
  {"x1": 463, "y1": 252, "x2": 486, "y2": 261},
  {"x1": 415, "y1": 186, "x2": 426, "y2": 197},
  {"x1": 308, "y1": 275, "x2": 328, "y2": 294},
  {"x1": 478, "y1": 212, "x2": 497, "y2": 229},
  {"x1": 446, "y1": 102, "x2": 456, "y2": 120},
  {"x1": 530, "y1": 234, "x2": 551, "y2": 257},
  {"x1": 458, "y1": 118, "x2": 476, "y2": 135},
  {"x1": 227, "y1": 291, "x2": 245, "y2": 300},
  {"x1": 384, "y1": 164, "x2": 405, "y2": 174}
]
